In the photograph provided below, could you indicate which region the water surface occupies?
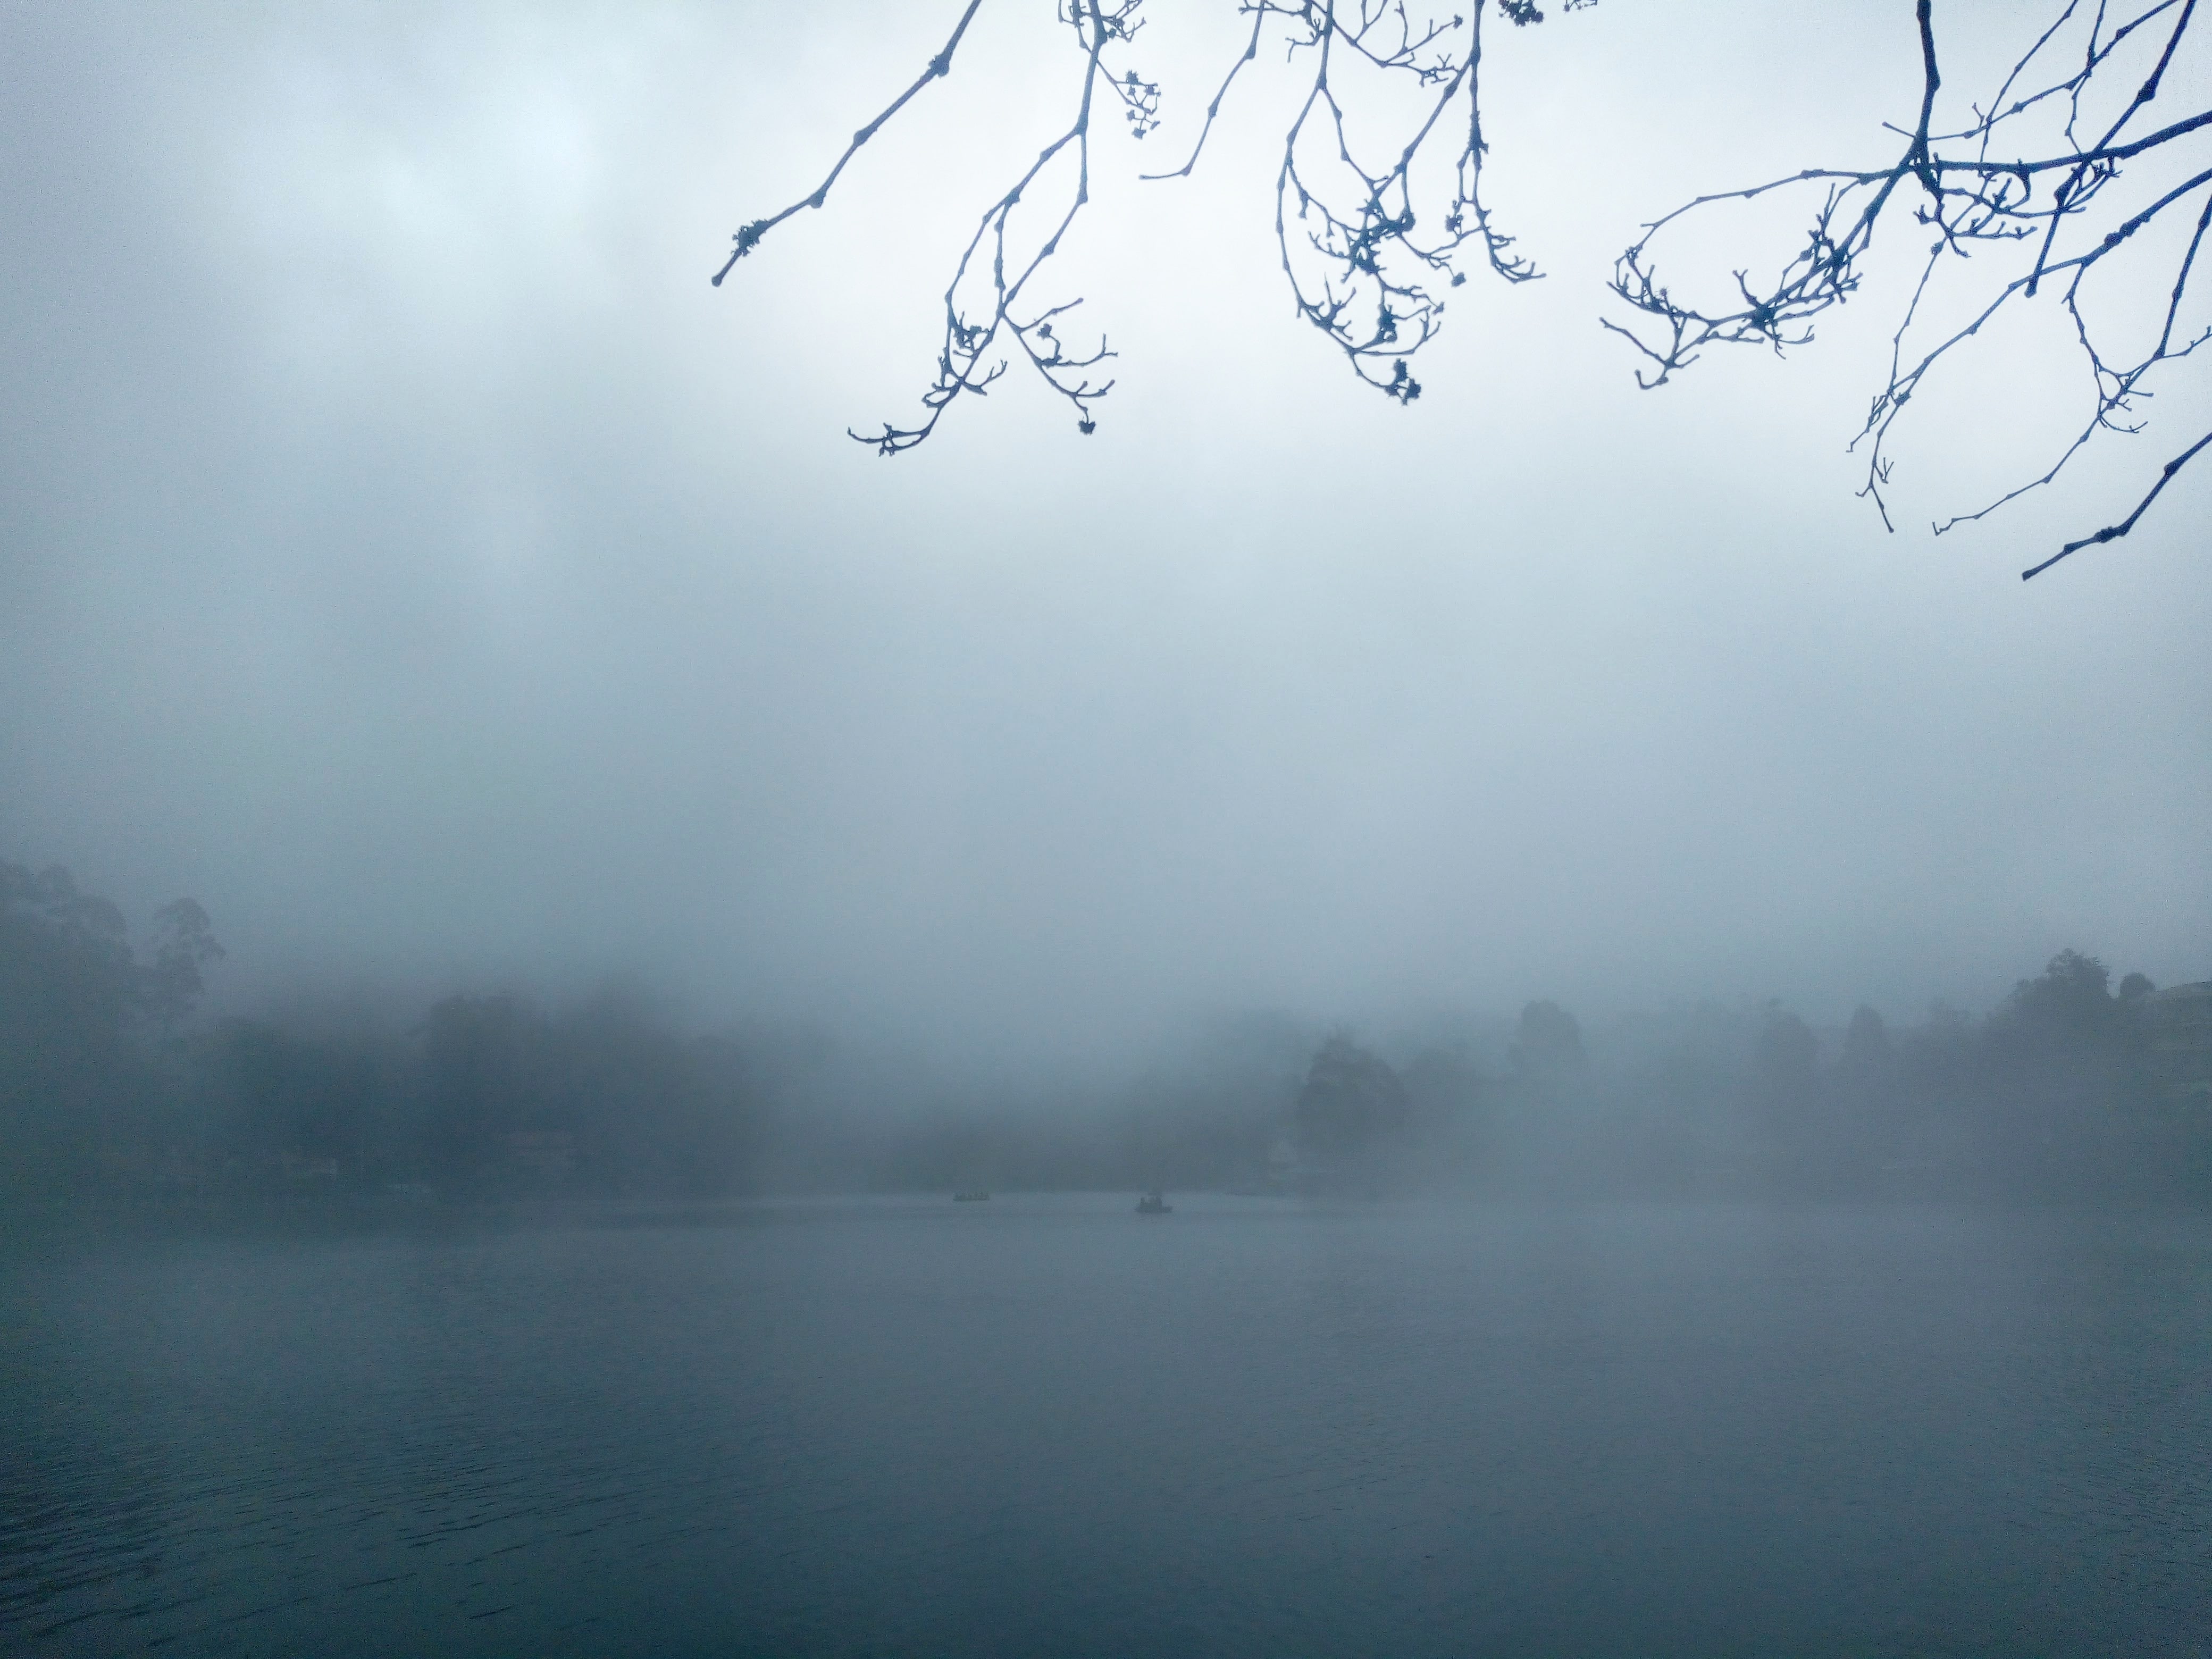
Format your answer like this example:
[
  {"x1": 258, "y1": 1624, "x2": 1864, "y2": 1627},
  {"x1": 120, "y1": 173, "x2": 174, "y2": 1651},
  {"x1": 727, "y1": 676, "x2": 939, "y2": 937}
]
[{"x1": 5, "y1": 1196, "x2": 2209, "y2": 1656}]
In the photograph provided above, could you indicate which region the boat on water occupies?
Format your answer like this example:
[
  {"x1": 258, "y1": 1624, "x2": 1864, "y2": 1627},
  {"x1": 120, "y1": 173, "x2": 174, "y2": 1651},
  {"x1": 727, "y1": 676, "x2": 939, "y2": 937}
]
[
  {"x1": 1135, "y1": 1189, "x2": 1171, "y2": 1214},
  {"x1": 953, "y1": 1191, "x2": 991, "y2": 1202}
]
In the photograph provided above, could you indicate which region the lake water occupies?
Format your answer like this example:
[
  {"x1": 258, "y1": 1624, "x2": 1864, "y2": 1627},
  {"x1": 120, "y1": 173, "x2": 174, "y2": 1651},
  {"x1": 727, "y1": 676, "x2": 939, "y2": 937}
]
[{"x1": 5, "y1": 1195, "x2": 2210, "y2": 1657}]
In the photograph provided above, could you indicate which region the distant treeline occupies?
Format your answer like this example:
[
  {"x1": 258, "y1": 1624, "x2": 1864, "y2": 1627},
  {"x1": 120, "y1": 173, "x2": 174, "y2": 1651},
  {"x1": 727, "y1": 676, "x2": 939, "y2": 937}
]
[
  {"x1": 4, "y1": 857, "x2": 2209, "y2": 1203},
  {"x1": 1, "y1": 861, "x2": 761, "y2": 1200},
  {"x1": 870, "y1": 971, "x2": 2212, "y2": 1203}
]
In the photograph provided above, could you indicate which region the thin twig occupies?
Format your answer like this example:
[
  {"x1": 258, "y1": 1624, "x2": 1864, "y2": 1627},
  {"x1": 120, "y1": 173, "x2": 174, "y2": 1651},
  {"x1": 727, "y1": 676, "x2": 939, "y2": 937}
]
[
  {"x1": 711, "y1": 1, "x2": 986, "y2": 286},
  {"x1": 1606, "y1": 0, "x2": 2210, "y2": 567},
  {"x1": 2022, "y1": 426, "x2": 2212, "y2": 577}
]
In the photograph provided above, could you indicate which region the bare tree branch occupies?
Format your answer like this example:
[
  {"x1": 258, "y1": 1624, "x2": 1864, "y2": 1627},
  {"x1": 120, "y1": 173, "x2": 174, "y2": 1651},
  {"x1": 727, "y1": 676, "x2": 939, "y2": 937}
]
[
  {"x1": 714, "y1": 3, "x2": 2204, "y2": 577},
  {"x1": 2020, "y1": 424, "x2": 2212, "y2": 577},
  {"x1": 711, "y1": 2, "x2": 986, "y2": 287},
  {"x1": 845, "y1": 0, "x2": 1159, "y2": 454},
  {"x1": 1606, "y1": 0, "x2": 2210, "y2": 575},
  {"x1": 715, "y1": 2, "x2": 1590, "y2": 448}
]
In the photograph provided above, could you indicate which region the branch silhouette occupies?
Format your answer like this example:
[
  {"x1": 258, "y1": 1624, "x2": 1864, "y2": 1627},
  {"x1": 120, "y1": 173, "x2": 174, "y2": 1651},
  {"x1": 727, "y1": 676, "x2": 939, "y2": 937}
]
[
  {"x1": 715, "y1": 3, "x2": 2207, "y2": 573},
  {"x1": 714, "y1": 1, "x2": 1588, "y2": 448},
  {"x1": 1606, "y1": 0, "x2": 2210, "y2": 577}
]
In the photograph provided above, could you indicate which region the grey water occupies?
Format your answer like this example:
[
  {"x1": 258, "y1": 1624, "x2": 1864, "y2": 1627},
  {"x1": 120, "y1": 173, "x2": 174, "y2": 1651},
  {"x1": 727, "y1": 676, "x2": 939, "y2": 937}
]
[{"x1": 4, "y1": 1196, "x2": 2209, "y2": 1657}]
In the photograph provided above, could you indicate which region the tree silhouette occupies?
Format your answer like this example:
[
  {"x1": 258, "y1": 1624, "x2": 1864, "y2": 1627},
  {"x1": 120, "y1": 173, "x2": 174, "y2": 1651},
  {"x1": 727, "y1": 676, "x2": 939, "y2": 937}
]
[
  {"x1": 716, "y1": 2, "x2": 2206, "y2": 576},
  {"x1": 1295, "y1": 1034, "x2": 1411, "y2": 1167}
]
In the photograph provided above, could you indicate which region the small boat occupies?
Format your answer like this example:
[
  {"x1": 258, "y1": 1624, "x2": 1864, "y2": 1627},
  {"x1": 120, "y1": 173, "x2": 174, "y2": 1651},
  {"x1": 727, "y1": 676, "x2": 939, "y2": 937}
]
[
  {"x1": 1135, "y1": 1189, "x2": 1171, "y2": 1214},
  {"x1": 953, "y1": 1191, "x2": 991, "y2": 1203}
]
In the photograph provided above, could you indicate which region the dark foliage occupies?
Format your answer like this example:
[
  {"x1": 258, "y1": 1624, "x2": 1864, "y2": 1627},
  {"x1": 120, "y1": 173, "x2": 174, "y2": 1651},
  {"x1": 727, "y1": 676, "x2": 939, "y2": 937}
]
[
  {"x1": 1295, "y1": 1034, "x2": 1412, "y2": 1169},
  {"x1": 0, "y1": 862, "x2": 770, "y2": 1202},
  {"x1": 4, "y1": 857, "x2": 2206, "y2": 1204},
  {"x1": 0, "y1": 861, "x2": 220, "y2": 1194}
]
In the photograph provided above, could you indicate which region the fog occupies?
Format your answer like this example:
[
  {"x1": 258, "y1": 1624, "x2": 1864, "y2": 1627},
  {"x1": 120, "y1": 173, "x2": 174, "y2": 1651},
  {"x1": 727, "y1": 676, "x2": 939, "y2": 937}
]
[
  {"x1": 9, "y1": 12, "x2": 2212, "y2": 1653},
  {"x1": 4, "y1": 0, "x2": 2208, "y2": 1083}
]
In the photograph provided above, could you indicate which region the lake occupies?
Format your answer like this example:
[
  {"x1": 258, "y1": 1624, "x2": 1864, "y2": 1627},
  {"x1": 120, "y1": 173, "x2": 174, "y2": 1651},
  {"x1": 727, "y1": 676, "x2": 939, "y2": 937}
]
[{"x1": 4, "y1": 1195, "x2": 2209, "y2": 1656}]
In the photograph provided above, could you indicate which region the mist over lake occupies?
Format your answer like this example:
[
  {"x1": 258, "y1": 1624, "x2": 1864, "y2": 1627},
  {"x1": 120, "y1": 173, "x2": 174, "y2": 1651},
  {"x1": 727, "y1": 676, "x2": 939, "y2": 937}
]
[{"x1": 6, "y1": 0, "x2": 2211, "y2": 1653}]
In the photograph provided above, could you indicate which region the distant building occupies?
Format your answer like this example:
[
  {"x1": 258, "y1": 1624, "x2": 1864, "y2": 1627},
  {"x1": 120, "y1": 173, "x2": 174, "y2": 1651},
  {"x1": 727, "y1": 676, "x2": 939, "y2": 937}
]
[{"x1": 2142, "y1": 982, "x2": 2212, "y2": 1109}]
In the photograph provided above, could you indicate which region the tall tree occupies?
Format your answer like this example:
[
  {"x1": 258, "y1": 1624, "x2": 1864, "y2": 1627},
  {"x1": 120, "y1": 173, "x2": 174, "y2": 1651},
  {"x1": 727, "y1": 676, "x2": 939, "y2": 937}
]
[
  {"x1": 1295, "y1": 1034, "x2": 1412, "y2": 1174},
  {"x1": 0, "y1": 861, "x2": 221, "y2": 1193}
]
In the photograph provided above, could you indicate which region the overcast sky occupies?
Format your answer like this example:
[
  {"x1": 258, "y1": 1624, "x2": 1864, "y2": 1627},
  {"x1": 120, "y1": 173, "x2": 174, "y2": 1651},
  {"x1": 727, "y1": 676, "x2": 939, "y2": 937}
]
[{"x1": 3, "y1": 1, "x2": 2206, "y2": 1068}]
